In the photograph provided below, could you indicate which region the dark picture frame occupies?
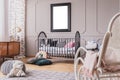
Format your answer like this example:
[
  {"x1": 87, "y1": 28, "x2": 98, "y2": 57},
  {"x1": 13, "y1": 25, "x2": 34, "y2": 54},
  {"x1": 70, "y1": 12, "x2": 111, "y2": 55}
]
[{"x1": 51, "y1": 3, "x2": 71, "y2": 32}]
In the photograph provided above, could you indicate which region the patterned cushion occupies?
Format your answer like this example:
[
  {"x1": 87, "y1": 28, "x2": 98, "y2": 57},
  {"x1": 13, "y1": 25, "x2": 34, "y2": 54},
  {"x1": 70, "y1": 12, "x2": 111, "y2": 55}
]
[
  {"x1": 57, "y1": 41, "x2": 66, "y2": 47},
  {"x1": 64, "y1": 41, "x2": 75, "y2": 48}
]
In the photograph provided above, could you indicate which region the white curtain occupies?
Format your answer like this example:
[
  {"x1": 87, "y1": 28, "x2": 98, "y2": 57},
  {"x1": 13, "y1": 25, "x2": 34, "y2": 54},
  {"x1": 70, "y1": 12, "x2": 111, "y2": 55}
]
[
  {"x1": 8, "y1": 0, "x2": 25, "y2": 56},
  {"x1": 0, "y1": 0, "x2": 5, "y2": 41}
]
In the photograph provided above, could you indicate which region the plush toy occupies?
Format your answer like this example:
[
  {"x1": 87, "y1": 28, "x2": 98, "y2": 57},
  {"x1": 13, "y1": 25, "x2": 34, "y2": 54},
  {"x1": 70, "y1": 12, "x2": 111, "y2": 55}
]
[
  {"x1": 35, "y1": 51, "x2": 48, "y2": 59},
  {"x1": 86, "y1": 41, "x2": 97, "y2": 50},
  {"x1": 7, "y1": 60, "x2": 26, "y2": 78}
]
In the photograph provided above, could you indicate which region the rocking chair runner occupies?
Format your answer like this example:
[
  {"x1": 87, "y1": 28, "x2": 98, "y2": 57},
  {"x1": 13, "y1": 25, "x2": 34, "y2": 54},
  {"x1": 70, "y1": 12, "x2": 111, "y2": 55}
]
[{"x1": 74, "y1": 12, "x2": 120, "y2": 80}]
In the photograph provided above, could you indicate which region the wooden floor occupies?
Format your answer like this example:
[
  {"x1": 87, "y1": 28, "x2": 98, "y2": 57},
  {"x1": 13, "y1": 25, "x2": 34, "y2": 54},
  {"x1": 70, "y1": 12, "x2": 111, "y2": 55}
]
[
  {"x1": 24, "y1": 57, "x2": 74, "y2": 72},
  {"x1": 0, "y1": 57, "x2": 74, "y2": 77}
]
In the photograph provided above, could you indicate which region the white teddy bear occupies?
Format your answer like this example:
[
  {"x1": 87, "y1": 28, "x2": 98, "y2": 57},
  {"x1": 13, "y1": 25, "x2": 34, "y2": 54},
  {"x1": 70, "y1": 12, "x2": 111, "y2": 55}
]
[
  {"x1": 35, "y1": 51, "x2": 48, "y2": 59},
  {"x1": 7, "y1": 60, "x2": 26, "y2": 78}
]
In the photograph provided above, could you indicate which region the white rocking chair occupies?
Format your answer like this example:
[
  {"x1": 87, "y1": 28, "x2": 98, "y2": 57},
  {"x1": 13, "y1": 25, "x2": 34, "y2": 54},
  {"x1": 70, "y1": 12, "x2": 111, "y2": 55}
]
[{"x1": 74, "y1": 12, "x2": 120, "y2": 80}]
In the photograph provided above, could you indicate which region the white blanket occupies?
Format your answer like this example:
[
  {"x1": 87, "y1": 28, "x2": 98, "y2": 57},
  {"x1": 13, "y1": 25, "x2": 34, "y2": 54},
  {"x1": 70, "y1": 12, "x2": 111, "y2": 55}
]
[{"x1": 82, "y1": 51, "x2": 98, "y2": 78}]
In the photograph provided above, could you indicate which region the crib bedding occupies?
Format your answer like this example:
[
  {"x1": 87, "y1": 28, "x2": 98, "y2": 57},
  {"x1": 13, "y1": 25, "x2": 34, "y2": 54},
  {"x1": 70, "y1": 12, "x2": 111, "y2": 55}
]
[{"x1": 39, "y1": 46, "x2": 75, "y2": 54}]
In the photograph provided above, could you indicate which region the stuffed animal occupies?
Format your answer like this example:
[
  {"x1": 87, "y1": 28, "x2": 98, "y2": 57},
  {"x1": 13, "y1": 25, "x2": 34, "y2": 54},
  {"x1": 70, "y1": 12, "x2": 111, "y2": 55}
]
[
  {"x1": 7, "y1": 60, "x2": 26, "y2": 78},
  {"x1": 86, "y1": 41, "x2": 97, "y2": 50},
  {"x1": 35, "y1": 51, "x2": 48, "y2": 59},
  {"x1": 27, "y1": 51, "x2": 49, "y2": 64}
]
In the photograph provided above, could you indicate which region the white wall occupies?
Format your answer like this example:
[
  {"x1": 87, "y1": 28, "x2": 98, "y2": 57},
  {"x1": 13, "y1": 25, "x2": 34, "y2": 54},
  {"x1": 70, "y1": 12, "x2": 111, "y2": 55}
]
[
  {"x1": 26, "y1": 0, "x2": 119, "y2": 56},
  {"x1": 0, "y1": 0, "x2": 5, "y2": 41},
  {"x1": 0, "y1": 0, "x2": 9, "y2": 41},
  {"x1": 4, "y1": 0, "x2": 9, "y2": 41}
]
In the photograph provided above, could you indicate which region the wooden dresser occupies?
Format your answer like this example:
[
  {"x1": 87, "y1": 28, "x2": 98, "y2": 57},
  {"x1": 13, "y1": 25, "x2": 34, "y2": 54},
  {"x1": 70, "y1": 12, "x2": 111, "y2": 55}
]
[{"x1": 0, "y1": 41, "x2": 20, "y2": 59}]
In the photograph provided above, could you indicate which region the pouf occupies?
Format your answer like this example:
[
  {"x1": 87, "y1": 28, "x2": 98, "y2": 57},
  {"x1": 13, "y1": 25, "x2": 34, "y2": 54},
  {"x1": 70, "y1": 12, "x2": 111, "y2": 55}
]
[
  {"x1": 1, "y1": 60, "x2": 26, "y2": 75},
  {"x1": 35, "y1": 58, "x2": 52, "y2": 66},
  {"x1": 27, "y1": 58, "x2": 37, "y2": 64}
]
